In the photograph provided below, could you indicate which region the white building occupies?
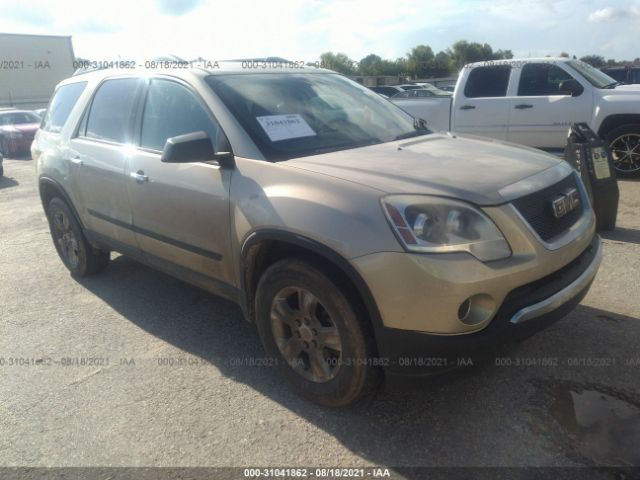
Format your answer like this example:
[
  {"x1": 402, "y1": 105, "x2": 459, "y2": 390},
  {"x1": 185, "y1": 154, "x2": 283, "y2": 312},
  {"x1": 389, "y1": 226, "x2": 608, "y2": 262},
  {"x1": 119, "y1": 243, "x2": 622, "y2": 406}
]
[{"x1": 0, "y1": 33, "x2": 75, "y2": 109}]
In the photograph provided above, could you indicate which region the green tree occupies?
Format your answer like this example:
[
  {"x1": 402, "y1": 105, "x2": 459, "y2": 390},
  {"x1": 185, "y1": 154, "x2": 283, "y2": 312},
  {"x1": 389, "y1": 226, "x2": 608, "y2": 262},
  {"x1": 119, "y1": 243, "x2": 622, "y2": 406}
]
[
  {"x1": 448, "y1": 41, "x2": 495, "y2": 69},
  {"x1": 406, "y1": 44, "x2": 435, "y2": 78},
  {"x1": 319, "y1": 52, "x2": 356, "y2": 75},
  {"x1": 358, "y1": 54, "x2": 383, "y2": 75},
  {"x1": 432, "y1": 51, "x2": 453, "y2": 77},
  {"x1": 580, "y1": 55, "x2": 606, "y2": 68},
  {"x1": 494, "y1": 49, "x2": 514, "y2": 60},
  {"x1": 559, "y1": 52, "x2": 570, "y2": 58}
]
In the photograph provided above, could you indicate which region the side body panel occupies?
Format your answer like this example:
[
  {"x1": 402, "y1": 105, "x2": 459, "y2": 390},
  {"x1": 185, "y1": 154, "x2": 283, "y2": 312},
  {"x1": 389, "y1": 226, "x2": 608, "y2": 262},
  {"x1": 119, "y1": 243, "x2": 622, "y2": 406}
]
[
  {"x1": 450, "y1": 67, "x2": 511, "y2": 140},
  {"x1": 506, "y1": 63, "x2": 594, "y2": 148}
]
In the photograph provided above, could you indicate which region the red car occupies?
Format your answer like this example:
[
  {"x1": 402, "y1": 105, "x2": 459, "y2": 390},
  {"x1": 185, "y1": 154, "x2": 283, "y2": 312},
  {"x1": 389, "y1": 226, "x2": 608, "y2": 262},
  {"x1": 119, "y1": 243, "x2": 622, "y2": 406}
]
[{"x1": 0, "y1": 110, "x2": 41, "y2": 157}]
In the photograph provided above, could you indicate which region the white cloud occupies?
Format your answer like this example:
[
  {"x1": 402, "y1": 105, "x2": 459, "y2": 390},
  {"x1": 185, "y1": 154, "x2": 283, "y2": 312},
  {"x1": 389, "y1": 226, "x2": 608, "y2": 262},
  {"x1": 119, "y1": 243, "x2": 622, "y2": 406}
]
[
  {"x1": 588, "y1": 5, "x2": 640, "y2": 22},
  {"x1": 0, "y1": 0, "x2": 639, "y2": 62}
]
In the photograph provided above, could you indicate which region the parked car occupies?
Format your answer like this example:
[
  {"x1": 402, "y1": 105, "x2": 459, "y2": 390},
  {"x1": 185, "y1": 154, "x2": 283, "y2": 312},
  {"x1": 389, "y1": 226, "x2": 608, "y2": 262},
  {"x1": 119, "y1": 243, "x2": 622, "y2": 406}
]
[
  {"x1": 367, "y1": 85, "x2": 403, "y2": 97},
  {"x1": 391, "y1": 58, "x2": 640, "y2": 175},
  {"x1": 413, "y1": 82, "x2": 454, "y2": 96},
  {"x1": 367, "y1": 84, "x2": 423, "y2": 97},
  {"x1": 0, "y1": 110, "x2": 41, "y2": 157},
  {"x1": 33, "y1": 64, "x2": 600, "y2": 406},
  {"x1": 391, "y1": 89, "x2": 452, "y2": 99},
  {"x1": 395, "y1": 83, "x2": 423, "y2": 91},
  {"x1": 601, "y1": 65, "x2": 640, "y2": 85}
]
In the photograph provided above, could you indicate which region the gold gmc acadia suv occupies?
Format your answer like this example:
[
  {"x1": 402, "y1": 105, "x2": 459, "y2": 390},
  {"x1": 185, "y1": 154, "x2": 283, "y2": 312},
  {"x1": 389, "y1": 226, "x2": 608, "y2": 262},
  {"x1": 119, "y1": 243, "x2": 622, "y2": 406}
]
[{"x1": 32, "y1": 63, "x2": 601, "y2": 406}]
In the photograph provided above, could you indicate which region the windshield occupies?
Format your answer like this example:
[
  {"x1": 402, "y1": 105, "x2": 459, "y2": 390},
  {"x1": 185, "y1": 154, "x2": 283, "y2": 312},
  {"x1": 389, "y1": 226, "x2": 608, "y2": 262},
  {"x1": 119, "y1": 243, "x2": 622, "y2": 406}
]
[
  {"x1": 206, "y1": 73, "x2": 424, "y2": 161},
  {"x1": 568, "y1": 60, "x2": 618, "y2": 88},
  {"x1": 0, "y1": 112, "x2": 41, "y2": 126}
]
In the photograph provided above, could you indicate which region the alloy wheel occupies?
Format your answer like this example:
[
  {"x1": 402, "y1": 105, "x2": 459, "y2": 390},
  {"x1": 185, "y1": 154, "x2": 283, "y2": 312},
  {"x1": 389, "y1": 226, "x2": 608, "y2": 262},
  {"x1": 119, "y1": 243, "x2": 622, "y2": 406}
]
[
  {"x1": 270, "y1": 287, "x2": 342, "y2": 383},
  {"x1": 50, "y1": 209, "x2": 80, "y2": 268},
  {"x1": 610, "y1": 133, "x2": 640, "y2": 174}
]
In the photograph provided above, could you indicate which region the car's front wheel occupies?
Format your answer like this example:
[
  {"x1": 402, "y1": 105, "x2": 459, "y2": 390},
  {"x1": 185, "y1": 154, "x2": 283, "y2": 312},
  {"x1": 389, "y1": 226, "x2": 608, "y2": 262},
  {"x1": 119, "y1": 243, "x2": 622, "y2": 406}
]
[
  {"x1": 606, "y1": 124, "x2": 640, "y2": 176},
  {"x1": 46, "y1": 197, "x2": 110, "y2": 276},
  {"x1": 255, "y1": 259, "x2": 380, "y2": 407}
]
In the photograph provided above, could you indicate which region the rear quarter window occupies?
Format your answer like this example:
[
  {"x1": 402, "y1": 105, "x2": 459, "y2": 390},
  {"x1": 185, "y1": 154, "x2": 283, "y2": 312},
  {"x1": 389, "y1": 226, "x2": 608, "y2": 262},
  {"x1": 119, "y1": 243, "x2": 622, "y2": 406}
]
[
  {"x1": 464, "y1": 65, "x2": 511, "y2": 98},
  {"x1": 42, "y1": 82, "x2": 87, "y2": 133}
]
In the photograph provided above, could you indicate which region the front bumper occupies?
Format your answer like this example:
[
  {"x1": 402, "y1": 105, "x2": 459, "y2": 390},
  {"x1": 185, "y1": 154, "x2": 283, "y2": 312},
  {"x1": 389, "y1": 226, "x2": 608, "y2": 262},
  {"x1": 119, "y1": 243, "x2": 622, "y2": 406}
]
[
  {"x1": 1, "y1": 137, "x2": 33, "y2": 155},
  {"x1": 373, "y1": 235, "x2": 601, "y2": 377}
]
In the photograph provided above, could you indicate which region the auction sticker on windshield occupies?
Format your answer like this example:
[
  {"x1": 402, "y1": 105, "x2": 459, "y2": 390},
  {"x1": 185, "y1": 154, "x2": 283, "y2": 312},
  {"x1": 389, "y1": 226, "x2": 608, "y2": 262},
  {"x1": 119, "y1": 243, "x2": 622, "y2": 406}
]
[{"x1": 256, "y1": 114, "x2": 316, "y2": 142}]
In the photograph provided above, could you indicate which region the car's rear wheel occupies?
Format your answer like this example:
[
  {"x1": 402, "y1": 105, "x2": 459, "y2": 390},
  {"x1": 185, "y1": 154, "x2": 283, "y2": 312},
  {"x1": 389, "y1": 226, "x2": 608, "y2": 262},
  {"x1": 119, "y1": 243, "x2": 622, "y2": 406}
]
[
  {"x1": 606, "y1": 125, "x2": 640, "y2": 176},
  {"x1": 46, "y1": 197, "x2": 110, "y2": 276},
  {"x1": 255, "y1": 259, "x2": 380, "y2": 407}
]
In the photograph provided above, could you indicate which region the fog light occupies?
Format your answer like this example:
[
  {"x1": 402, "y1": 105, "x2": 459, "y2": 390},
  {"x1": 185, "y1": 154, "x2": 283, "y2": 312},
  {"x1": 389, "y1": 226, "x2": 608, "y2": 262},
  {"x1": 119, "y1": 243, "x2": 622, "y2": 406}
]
[{"x1": 458, "y1": 294, "x2": 496, "y2": 326}]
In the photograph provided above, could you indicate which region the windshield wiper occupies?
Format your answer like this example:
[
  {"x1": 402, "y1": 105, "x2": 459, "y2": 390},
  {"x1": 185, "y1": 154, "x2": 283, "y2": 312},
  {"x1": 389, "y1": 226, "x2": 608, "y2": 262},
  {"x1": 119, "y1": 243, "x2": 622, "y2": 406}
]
[
  {"x1": 393, "y1": 118, "x2": 430, "y2": 141},
  {"x1": 602, "y1": 81, "x2": 625, "y2": 89}
]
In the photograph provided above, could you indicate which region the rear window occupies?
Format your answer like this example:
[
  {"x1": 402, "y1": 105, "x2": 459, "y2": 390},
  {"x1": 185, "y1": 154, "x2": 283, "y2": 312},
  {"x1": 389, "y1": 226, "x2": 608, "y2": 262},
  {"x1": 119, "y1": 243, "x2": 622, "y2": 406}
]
[
  {"x1": 464, "y1": 65, "x2": 511, "y2": 98},
  {"x1": 42, "y1": 82, "x2": 87, "y2": 133}
]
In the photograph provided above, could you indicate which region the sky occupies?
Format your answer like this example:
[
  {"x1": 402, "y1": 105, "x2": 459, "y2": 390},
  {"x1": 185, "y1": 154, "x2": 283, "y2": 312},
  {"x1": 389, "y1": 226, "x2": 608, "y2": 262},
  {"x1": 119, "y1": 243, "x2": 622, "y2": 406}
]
[{"x1": 0, "y1": 0, "x2": 638, "y2": 63}]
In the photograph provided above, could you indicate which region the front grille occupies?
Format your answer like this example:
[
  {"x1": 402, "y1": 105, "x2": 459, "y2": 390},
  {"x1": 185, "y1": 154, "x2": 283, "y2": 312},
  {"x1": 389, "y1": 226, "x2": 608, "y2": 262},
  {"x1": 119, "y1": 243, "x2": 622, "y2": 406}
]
[{"x1": 511, "y1": 173, "x2": 583, "y2": 241}]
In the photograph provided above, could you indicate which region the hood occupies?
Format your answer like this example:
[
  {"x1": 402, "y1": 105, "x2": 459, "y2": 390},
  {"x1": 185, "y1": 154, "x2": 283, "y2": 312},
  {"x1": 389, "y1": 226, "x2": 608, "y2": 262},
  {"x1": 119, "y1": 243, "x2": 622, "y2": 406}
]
[
  {"x1": 615, "y1": 84, "x2": 640, "y2": 92},
  {"x1": 285, "y1": 133, "x2": 563, "y2": 205},
  {"x1": 600, "y1": 84, "x2": 640, "y2": 98}
]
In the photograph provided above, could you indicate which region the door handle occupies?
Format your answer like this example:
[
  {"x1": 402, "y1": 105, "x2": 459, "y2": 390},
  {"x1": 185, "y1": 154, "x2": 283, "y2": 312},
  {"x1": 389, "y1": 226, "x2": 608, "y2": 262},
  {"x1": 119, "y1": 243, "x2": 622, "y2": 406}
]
[
  {"x1": 130, "y1": 170, "x2": 148, "y2": 184},
  {"x1": 70, "y1": 156, "x2": 83, "y2": 166},
  {"x1": 514, "y1": 104, "x2": 534, "y2": 109},
  {"x1": 460, "y1": 105, "x2": 476, "y2": 110}
]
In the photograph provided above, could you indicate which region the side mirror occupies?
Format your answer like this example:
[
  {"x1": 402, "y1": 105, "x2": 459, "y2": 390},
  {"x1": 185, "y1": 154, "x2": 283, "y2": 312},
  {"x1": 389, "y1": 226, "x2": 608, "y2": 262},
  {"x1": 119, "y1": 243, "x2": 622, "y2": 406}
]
[
  {"x1": 414, "y1": 117, "x2": 428, "y2": 130},
  {"x1": 559, "y1": 79, "x2": 583, "y2": 97},
  {"x1": 161, "y1": 131, "x2": 234, "y2": 168}
]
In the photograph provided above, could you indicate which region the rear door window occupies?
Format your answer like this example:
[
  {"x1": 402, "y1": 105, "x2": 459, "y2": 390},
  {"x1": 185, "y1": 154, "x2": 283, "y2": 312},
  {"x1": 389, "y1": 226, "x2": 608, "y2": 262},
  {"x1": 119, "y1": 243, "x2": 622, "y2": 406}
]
[
  {"x1": 42, "y1": 82, "x2": 87, "y2": 133},
  {"x1": 464, "y1": 65, "x2": 511, "y2": 98},
  {"x1": 83, "y1": 78, "x2": 142, "y2": 144}
]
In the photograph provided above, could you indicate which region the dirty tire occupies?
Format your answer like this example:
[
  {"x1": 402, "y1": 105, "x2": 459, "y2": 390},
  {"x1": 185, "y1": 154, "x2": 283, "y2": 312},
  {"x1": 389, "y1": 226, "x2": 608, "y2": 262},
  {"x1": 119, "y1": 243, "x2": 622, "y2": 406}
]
[
  {"x1": 46, "y1": 197, "x2": 110, "y2": 276},
  {"x1": 256, "y1": 259, "x2": 380, "y2": 407}
]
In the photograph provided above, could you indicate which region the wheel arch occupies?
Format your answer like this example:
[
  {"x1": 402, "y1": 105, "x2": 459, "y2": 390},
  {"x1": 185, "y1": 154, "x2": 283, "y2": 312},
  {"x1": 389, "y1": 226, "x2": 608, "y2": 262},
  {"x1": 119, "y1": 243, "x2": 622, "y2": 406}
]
[
  {"x1": 38, "y1": 176, "x2": 85, "y2": 229},
  {"x1": 240, "y1": 229, "x2": 384, "y2": 347},
  {"x1": 597, "y1": 114, "x2": 640, "y2": 138}
]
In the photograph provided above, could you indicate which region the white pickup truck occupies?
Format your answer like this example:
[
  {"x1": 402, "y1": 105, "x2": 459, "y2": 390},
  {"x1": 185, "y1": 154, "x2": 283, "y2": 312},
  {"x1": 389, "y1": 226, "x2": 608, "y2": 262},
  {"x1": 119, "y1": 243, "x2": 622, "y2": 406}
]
[{"x1": 391, "y1": 58, "x2": 640, "y2": 175}]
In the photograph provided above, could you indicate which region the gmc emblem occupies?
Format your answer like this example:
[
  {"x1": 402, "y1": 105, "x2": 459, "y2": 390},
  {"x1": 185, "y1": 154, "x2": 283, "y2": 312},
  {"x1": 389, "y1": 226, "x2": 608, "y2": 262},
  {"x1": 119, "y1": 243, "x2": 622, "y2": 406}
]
[{"x1": 551, "y1": 188, "x2": 580, "y2": 219}]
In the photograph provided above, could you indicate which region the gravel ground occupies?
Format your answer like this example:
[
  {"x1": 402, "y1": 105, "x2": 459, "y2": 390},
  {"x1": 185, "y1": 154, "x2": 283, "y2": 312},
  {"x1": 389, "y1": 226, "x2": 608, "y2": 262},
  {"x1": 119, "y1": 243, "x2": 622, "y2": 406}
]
[{"x1": 0, "y1": 157, "x2": 638, "y2": 477}]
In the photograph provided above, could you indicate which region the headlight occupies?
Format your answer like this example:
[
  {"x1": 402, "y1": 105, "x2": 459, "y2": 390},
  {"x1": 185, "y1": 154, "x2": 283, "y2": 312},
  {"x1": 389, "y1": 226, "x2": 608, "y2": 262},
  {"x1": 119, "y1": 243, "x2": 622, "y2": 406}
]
[{"x1": 381, "y1": 195, "x2": 511, "y2": 261}]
